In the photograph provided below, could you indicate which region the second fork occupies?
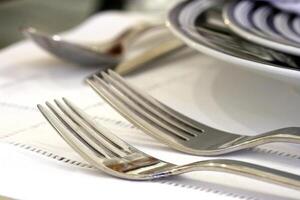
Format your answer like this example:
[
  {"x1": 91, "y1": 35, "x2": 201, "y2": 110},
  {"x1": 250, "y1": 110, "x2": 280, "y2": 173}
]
[{"x1": 86, "y1": 70, "x2": 300, "y2": 156}]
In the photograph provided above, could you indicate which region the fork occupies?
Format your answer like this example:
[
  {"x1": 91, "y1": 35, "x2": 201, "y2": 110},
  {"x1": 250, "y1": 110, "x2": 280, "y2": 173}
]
[
  {"x1": 38, "y1": 98, "x2": 300, "y2": 189},
  {"x1": 86, "y1": 70, "x2": 300, "y2": 156}
]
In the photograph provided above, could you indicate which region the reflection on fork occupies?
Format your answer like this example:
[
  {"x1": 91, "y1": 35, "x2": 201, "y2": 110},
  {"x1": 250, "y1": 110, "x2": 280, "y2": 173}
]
[
  {"x1": 86, "y1": 70, "x2": 300, "y2": 156},
  {"x1": 38, "y1": 98, "x2": 300, "y2": 189}
]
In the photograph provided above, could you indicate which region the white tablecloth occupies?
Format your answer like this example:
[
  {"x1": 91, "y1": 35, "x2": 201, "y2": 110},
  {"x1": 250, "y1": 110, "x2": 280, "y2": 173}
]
[{"x1": 0, "y1": 12, "x2": 299, "y2": 200}]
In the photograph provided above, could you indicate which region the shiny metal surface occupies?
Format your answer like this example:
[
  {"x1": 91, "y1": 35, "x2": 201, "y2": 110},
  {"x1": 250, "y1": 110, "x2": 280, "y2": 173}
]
[
  {"x1": 114, "y1": 38, "x2": 185, "y2": 74},
  {"x1": 22, "y1": 22, "x2": 165, "y2": 67},
  {"x1": 38, "y1": 98, "x2": 300, "y2": 189},
  {"x1": 87, "y1": 70, "x2": 300, "y2": 156},
  {"x1": 22, "y1": 27, "x2": 119, "y2": 66},
  {"x1": 23, "y1": 26, "x2": 185, "y2": 75}
]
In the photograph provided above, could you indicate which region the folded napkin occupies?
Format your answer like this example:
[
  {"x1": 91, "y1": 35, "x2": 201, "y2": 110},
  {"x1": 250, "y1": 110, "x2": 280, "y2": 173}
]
[{"x1": 0, "y1": 12, "x2": 299, "y2": 200}]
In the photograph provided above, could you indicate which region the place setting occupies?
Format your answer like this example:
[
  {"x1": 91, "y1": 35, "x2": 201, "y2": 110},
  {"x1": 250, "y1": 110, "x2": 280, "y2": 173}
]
[{"x1": 0, "y1": 0, "x2": 300, "y2": 199}]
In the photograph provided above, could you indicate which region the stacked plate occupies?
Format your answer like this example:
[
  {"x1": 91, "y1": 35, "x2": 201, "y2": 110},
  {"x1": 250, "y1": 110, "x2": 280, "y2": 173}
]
[
  {"x1": 167, "y1": 0, "x2": 300, "y2": 85},
  {"x1": 224, "y1": 0, "x2": 300, "y2": 55}
]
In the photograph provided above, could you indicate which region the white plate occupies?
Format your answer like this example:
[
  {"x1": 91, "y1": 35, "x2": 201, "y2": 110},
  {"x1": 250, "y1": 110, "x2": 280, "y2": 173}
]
[
  {"x1": 167, "y1": 0, "x2": 300, "y2": 85},
  {"x1": 223, "y1": 0, "x2": 300, "y2": 56},
  {"x1": 251, "y1": 5, "x2": 280, "y2": 38},
  {"x1": 273, "y1": 12, "x2": 300, "y2": 43},
  {"x1": 266, "y1": 0, "x2": 300, "y2": 15},
  {"x1": 292, "y1": 16, "x2": 300, "y2": 36},
  {"x1": 231, "y1": 0, "x2": 254, "y2": 29},
  {"x1": 230, "y1": 0, "x2": 279, "y2": 40}
]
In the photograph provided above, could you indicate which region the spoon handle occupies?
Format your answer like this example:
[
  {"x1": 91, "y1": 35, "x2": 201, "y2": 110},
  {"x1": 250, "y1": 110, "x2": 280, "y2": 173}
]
[{"x1": 115, "y1": 38, "x2": 185, "y2": 75}]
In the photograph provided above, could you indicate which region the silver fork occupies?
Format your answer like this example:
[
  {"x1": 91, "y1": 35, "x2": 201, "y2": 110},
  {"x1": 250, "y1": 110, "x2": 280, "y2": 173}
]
[
  {"x1": 86, "y1": 70, "x2": 300, "y2": 156},
  {"x1": 38, "y1": 98, "x2": 300, "y2": 189}
]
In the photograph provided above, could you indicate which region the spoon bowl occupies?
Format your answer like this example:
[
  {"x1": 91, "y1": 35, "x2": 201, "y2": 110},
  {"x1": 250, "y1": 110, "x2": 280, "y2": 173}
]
[
  {"x1": 22, "y1": 22, "x2": 164, "y2": 67},
  {"x1": 22, "y1": 27, "x2": 120, "y2": 66}
]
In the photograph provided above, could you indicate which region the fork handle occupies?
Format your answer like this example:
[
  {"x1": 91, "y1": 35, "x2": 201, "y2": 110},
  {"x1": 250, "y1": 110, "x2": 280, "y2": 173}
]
[
  {"x1": 167, "y1": 159, "x2": 300, "y2": 190},
  {"x1": 114, "y1": 38, "x2": 185, "y2": 75},
  {"x1": 249, "y1": 127, "x2": 300, "y2": 146}
]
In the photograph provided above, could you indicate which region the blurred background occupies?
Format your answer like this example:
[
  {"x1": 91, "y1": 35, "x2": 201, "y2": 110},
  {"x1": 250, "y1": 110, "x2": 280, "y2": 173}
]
[{"x1": 0, "y1": 0, "x2": 181, "y2": 49}]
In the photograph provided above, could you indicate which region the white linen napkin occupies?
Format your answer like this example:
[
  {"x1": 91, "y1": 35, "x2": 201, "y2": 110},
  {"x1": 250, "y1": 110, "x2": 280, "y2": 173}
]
[{"x1": 0, "y1": 12, "x2": 299, "y2": 200}]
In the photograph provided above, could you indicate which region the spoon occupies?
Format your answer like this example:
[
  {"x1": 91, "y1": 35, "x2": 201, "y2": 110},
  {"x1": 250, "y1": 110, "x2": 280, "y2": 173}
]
[{"x1": 21, "y1": 22, "x2": 165, "y2": 67}]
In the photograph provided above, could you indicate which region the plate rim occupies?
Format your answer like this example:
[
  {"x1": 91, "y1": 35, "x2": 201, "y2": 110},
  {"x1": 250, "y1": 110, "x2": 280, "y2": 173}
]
[
  {"x1": 223, "y1": 0, "x2": 300, "y2": 56},
  {"x1": 167, "y1": 0, "x2": 300, "y2": 83}
]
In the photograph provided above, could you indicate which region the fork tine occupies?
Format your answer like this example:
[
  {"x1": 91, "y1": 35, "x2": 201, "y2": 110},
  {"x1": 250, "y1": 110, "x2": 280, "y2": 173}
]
[
  {"x1": 37, "y1": 103, "x2": 108, "y2": 164},
  {"x1": 87, "y1": 74, "x2": 190, "y2": 142},
  {"x1": 61, "y1": 98, "x2": 134, "y2": 154},
  {"x1": 98, "y1": 72, "x2": 194, "y2": 140},
  {"x1": 107, "y1": 69, "x2": 206, "y2": 132},
  {"x1": 102, "y1": 71, "x2": 199, "y2": 136},
  {"x1": 53, "y1": 99, "x2": 132, "y2": 158},
  {"x1": 43, "y1": 101, "x2": 116, "y2": 158}
]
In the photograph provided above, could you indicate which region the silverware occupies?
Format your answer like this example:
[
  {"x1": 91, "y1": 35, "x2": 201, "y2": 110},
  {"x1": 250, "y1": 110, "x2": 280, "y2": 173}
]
[
  {"x1": 38, "y1": 98, "x2": 300, "y2": 189},
  {"x1": 22, "y1": 22, "x2": 166, "y2": 67},
  {"x1": 112, "y1": 38, "x2": 185, "y2": 75},
  {"x1": 23, "y1": 26, "x2": 185, "y2": 75},
  {"x1": 86, "y1": 70, "x2": 300, "y2": 156}
]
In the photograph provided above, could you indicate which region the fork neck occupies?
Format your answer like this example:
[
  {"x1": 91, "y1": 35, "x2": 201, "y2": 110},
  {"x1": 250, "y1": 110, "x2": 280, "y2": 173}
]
[
  {"x1": 249, "y1": 127, "x2": 300, "y2": 145},
  {"x1": 166, "y1": 159, "x2": 300, "y2": 190},
  {"x1": 214, "y1": 128, "x2": 300, "y2": 153}
]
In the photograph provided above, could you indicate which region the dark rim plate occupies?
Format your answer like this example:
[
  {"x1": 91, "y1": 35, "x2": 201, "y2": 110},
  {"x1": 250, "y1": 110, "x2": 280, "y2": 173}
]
[{"x1": 168, "y1": 0, "x2": 300, "y2": 73}]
